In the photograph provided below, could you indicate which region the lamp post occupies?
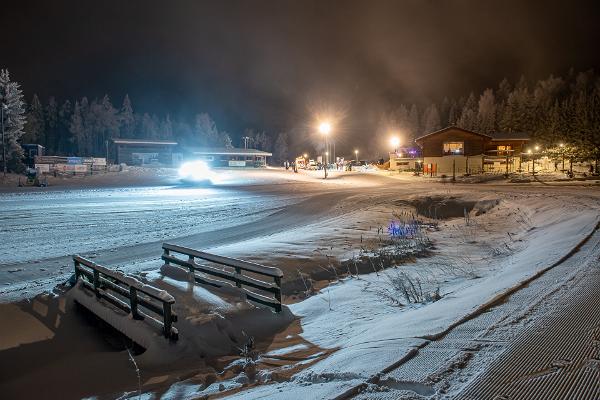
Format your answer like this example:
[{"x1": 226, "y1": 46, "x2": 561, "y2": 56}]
[
  {"x1": 354, "y1": 149, "x2": 358, "y2": 163},
  {"x1": 390, "y1": 136, "x2": 400, "y2": 171},
  {"x1": 559, "y1": 143, "x2": 565, "y2": 171},
  {"x1": 319, "y1": 121, "x2": 331, "y2": 178},
  {"x1": 1, "y1": 102, "x2": 7, "y2": 178},
  {"x1": 527, "y1": 149, "x2": 534, "y2": 175}
]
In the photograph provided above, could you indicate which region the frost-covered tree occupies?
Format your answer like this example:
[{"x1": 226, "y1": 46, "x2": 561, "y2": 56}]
[
  {"x1": 477, "y1": 88, "x2": 496, "y2": 134},
  {"x1": 0, "y1": 69, "x2": 27, "y2": 172},
  {"x1": 46, "y1": 97, "x2": 59, "y2": 151},
  {"x1": 23, "y1": 94, "x2": 45, "y2": 144},
  {"x1": 58, "y1": 99, "x2": 73, "y2": 154},
  {"x1": 119, "y1": 94, "x2": 135, "y2": 138},
  {"x1": 407, "y1": 104, "x2": 420, "y2": 140},
  {"x1": 422, "y1": 104, "x2": 441, "y2": 134},
  {"x1": 457, "y1": 92, "x2": 478, "y2": 131},
  {"x1": 273, "y1": 132, "x2": 288, "y2": 163},
  {"x1": 140, "y1": 113, "x2": 159, "y2": 139},
  {"x1": 161, "y1": 114, "x2": 173, "y2": 139},
  {"x1": 69, "y1": 100, "x2": 86, "y2": 155},
  {"x1": 194, "y1": 113, "x2": 220, "y2": 146}
]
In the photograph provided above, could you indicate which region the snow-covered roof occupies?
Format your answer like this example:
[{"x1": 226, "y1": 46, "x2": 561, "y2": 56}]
[
  {"x1": 415, "y1": 126, "x2": 492, "y2": 142},
  {"x1": 188, "y1": 147, "x2": 273, "y2": 156},
  {"x1": 112, "y1": 138, "x2": 178, "y2": 146},
  {"x1": 489, "y1": 132, "x2": 531, "y2": 141}
]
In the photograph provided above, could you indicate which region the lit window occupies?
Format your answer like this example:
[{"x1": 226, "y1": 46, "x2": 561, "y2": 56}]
[
  {"x1": 497, "y1": 145, "x2": 512, "y2": 156},
  {"x1": 443, "y1": 142, "x2": 464, "y2": 155}
]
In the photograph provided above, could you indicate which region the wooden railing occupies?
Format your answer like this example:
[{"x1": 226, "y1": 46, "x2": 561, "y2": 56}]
[
  {"x1": 73, "y1": 255, "x2": 178, "y2": 341},
  {"x1": 161, "y1": 243, "x2": 283, "y2": 312}
]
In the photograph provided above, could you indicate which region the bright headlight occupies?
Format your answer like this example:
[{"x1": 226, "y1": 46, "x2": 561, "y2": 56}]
[{"x1": 178, "y1": 160, "x2": 211, "y2": 181}]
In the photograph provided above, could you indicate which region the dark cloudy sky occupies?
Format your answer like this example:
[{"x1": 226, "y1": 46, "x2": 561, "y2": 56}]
[{"x1": 2, "y1": 0, "x2": 600, "y2": 143}]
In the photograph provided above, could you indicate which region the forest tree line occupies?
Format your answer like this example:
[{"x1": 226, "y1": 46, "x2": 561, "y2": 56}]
[
  {"x1": 382, "y1": 69, "x2": 600, "y2": 162},
  {"x1": 2, "y1": 68, "x2": 600, "y2": 172}
]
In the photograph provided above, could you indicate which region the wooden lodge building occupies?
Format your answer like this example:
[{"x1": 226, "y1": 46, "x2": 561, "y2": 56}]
[{"x1": 414, "y1": 126, "x2": 531, "y2": 175}]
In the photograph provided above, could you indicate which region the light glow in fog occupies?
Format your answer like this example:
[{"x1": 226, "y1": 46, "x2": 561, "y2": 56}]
[{"x1": 178, "y1": 160, "x2": 215, "y2": 183}]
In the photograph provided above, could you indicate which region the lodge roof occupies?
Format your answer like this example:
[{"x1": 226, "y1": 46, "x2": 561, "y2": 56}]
[
  {"x1": 489, "y1": 132, "x2": 531, "y2": 141},
  {"x1": 415, "y1": 126, "x2": 492, "y2": 142},
  {"x1": 188, "y1": 147, "x2": 273, "y2": 156},
  {"x1": 111, "y1": 138, "x2": 178, "y2": 146}
]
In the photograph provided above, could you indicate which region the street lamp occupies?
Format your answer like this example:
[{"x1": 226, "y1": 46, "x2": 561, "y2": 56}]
[
  {"x1": 1, "y1": 102, "x2": 7, "y2": 178},
  {"x1": 390, "y1": 136, "x2": 400, "y2": 153},
  {"x1": 319, "y1": 121, "x2": 332, "y2": 178},
  {"x1": 559, "y1": 143, "x2": 565, "y2": 171},
  {"x1": 354, "y1": 149, "x2": 359, "y2": 162}
]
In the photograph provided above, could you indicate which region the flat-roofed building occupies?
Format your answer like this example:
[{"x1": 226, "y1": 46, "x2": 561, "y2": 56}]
[
  {"x1": 111, "y1": 138, "x2": 179, "y2": 166},
  {"x1": 186, "y1": 147, "x2": 272, "y2": 167}
]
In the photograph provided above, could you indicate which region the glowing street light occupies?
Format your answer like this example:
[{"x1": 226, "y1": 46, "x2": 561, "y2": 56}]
[
  {"x1": 354, "y1": 149, "x2": 359, "y2": 162},
  {"x1": 319, "y1": 121, "x2": 332, "y2": 179},
  {"x1": 319, "y1": 122, "x2": 331, "y2": 135},
  {"x1": 390, "y1": 136, "x2": 400, "y2": 152}
]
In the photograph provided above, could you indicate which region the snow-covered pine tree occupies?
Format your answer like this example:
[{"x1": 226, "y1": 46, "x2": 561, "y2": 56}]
[
  {"x1": 69, "y1": 100, "x2": 86, "y2": 155},
  {"x1": 0, "y1": 69, "x2": 27, "y2": 172},
  {"x1": 58, "y1": 99, "x2": 73, "y2": 154},
  {"x1": 422, "y1": 104, "x2": 441, "y2": 134},
  {"x1": 119, "y1": 94, "x2": 135, "y2": 138},
  {"x1": 46, "y1": 96, "x2": 59, "y2": 152},
  {"x1": 23, "y1": 94, "x2": 45, "y2": 145},
  {"x1": 194, "y1": 113, "x2": 220, "y2": 147},
  {"x1": 273, "y1": 132, "x2": 288, "y2": 163},
  {"x1": 477, "y1": 88, "x2": 496, "y2": 134},
  {"x1": 457, "y1": 92, "x2": 478, "y2": 131}
]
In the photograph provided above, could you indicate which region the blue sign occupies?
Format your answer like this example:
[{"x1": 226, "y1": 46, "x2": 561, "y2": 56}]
[{"x1": 67, "y1": 157, "x2": 82, "y2": 164}]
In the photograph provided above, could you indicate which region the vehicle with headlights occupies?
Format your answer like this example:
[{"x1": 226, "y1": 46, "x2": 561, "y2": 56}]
[{"x1": 178, "y1": 160, "x2": 216, "y2": 184}]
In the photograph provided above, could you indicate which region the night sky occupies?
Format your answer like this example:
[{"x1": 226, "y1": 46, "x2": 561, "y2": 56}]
[{"x1": 3, "y1": 0, "x2": 600, "y2": 145}]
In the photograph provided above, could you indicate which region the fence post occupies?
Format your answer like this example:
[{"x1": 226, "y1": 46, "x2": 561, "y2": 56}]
[
  {"x1": 93, "y1": 269, "x2": 100, "y2": 298},
  {"x1": 274, "y1": 276, "x2": 282, "y2": 312},
  {"x1": 163, "y1": 302, "x2": 173, "y2": 339},
  {"x1": 235, "y1": 267, "x2": 242, "y2": 288},
  {"x1": 187, "y1": 255, "x2": 195, "y2": 275},
  {"x1": 74, "y1": 260, "x2": 80, "y2": 280},
  {"x1": 129, "y1": 287, "x2": 140, "y2": 319},
  {"x1": 163, "y1": 248, "x2": 170, "y2": 266}
]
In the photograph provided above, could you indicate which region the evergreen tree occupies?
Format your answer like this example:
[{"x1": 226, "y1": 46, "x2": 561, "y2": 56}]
[
  {"x1": 477, "y1": 88, "x2": 496, "y2": 134},
  {"x1": 58, "y1": 100, "x2": 73, "y2": 154},
  {"x1": 0, "y1": 69, "x2": 27, "y2": 172},
  {"x1": 194, "y1": 113, "x2": 220, "y2": 146},
  {"x1": 119, "y1": 94, "x2": 135, "y2": 138},
  {"x1": 407, "y1": 104, "x2": 420, "y2": 141},
  {"x1": 273, "y1": 132, "x2": 288, "y2": 163},
  {"x1": 46, "y1": 97, "x2": 59, "y2": 152},
  {"x1": 457, "y1": 92, "x2": 478, "y2": 131},
  {"x1": 422, "y1": 104, "x2": 441, "y2": 133},
  {"x1": 161, "y1": 114, "x2": 173, "y2": 139},
  {"x1": 69, "y1": 100, "x2": 86, "y2": 155},
  {"x1": 23, "y1": 94, "x2": 45, "y2": 145}
]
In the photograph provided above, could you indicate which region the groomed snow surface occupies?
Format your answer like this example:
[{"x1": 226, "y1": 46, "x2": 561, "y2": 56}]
[{"x1": 1, "y1": 168, "x2": 599, "y2": 399}]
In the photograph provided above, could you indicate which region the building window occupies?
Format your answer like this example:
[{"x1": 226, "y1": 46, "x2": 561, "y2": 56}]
[
  {"x1": 497, "y1": 145, "x2": 512, "y2": 156},
  {"x1": 443, "y1": 142, "x2": 464, "y2": 155}
]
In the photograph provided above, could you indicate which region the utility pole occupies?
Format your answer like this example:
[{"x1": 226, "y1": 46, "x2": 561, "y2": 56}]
[{"x1": 1, "y1": 102, "x2": 6, "y2": 178}]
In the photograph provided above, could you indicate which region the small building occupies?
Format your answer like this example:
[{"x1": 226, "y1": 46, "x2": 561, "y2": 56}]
[
  {"x1": 415, "y1": 126, "x2": 531, "y2": 175},
  {"x1": 389, "y1": 151, "x2": 422, "y2": 171},
  {"x1": 186, "y1": 147, "x2": 272, "y2": 167},
  {"x1": 21, "y1": 144, "x2": 45, "y2": 168},
  {"x1": 111, "y1": 138, "x2": 179, "y2": 166}
]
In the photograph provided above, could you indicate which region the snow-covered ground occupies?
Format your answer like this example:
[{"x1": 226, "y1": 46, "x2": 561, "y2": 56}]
[{"x1": 1, "y1": 168, "x2": 599, "y2": 399}]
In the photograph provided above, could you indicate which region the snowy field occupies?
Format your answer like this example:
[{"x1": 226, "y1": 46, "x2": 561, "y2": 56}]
[{"x1": 0, "y1": 168, "x2": 599, "y2": 399}]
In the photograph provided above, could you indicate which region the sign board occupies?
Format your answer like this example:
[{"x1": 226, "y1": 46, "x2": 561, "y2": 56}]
[
  {"x1": 228, "y1": 160, "x2": 246, "y2": 167},
  {"x1": 67, "y1": 157, "x2": 83, "y2": 164},
  {"x1": 55, "y1": 164, "x2": 89, "y2": 173},
  {"x1": 92, "y1": 157, "x2": 107, "y2": 166},
  {"x1": 35, "y1": 164, "x2": 50, "y2": 172}
]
